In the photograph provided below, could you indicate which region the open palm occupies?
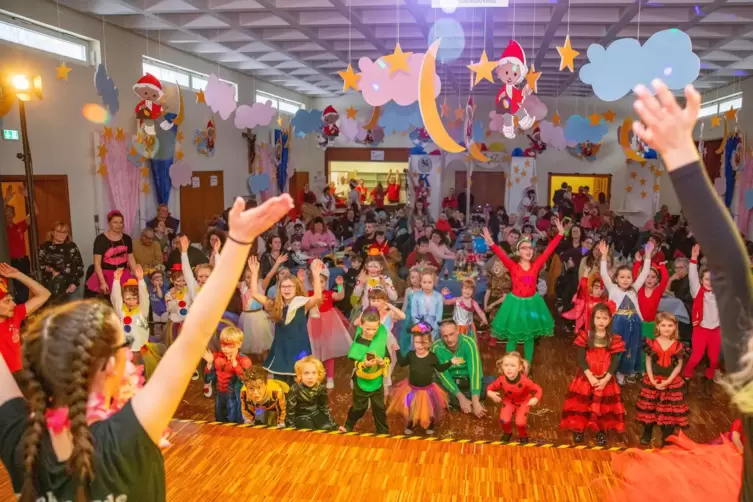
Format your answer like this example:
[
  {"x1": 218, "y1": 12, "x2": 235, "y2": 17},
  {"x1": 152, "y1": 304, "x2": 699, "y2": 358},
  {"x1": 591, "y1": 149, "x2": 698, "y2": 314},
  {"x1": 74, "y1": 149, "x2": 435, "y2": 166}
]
[{"x1": 228, "y1": 195, "x2": 293, "y2": 243}]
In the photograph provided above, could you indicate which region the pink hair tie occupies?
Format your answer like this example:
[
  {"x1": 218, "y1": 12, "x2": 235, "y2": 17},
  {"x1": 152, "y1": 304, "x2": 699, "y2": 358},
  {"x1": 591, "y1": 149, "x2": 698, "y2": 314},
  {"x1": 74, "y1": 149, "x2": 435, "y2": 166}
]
[{"x1": 44, "y1": 407, "x2": 71, "y2": 434}]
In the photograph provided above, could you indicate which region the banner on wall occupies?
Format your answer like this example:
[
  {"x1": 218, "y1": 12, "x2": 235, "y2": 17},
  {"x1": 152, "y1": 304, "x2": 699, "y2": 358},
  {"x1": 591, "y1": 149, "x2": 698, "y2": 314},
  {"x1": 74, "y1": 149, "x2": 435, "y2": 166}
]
[{"x1": 506, "y1": 156, "x2": 537, "y2": 219}]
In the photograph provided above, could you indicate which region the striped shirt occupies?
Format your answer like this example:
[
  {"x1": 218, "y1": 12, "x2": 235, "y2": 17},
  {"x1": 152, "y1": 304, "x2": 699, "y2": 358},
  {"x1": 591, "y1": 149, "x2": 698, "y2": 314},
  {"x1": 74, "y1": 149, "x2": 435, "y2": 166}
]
[{"x1": 431, "y1": 335, "x2": 483, "y2": 396}]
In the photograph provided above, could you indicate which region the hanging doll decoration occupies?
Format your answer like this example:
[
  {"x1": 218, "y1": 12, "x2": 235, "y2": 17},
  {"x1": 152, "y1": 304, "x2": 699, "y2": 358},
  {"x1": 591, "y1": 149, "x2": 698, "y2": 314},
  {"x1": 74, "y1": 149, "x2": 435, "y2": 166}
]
[
  {"x1": 524, "y1": 126, "x2": 546, "y2": 158},
  {"x1": 409, "y1": 127, "x2": 431, "y2": 155},
  {"x1": 133, "y1": 73, "x2": 175, "y2": 136},
  {"x1": 194, "y1": 119, "x2": 216, "y2": 157},
  {"x1": 318, "y1": 105, "x2": 340, "y2": 149},
  {"x1": 495, "y1": 41, "x2": 535, "y2": 140}
]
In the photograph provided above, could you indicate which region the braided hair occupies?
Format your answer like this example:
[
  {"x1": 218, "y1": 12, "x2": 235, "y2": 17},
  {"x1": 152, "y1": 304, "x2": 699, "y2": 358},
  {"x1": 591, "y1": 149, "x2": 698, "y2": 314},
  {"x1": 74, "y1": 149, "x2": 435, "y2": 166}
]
[{"x1": 16, "y1": 300, "x2": 121, "y2": 502}]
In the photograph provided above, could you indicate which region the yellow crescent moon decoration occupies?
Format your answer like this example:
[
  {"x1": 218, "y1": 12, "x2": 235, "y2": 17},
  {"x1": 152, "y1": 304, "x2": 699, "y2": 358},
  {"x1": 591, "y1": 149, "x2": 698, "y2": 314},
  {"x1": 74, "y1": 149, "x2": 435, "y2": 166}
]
[
  {"x1": 172, "y1": 84, "x2": 185, "y2": 126},
  {"x1": 715, "y1": 117, "x2": 729, "y2": 155},
  {"x1": 418, "y1": 39, "x2": 465, "y2": 154},
  {"x1": 469, "y1": 142, "x2": 489, "y2": 162},
  {"x1": 619, "y1": 117, "x2": 647, "y2": 164},
  {"x1": 364, "y1": 106, "x2": 380, "y2": 130}
]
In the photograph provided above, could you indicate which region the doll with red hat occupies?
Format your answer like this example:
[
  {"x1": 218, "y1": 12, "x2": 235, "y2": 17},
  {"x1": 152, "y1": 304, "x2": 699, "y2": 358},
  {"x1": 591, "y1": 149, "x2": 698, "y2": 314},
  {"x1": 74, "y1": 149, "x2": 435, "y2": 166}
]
[
  {"x1": 111, "y1": 265, "x2": 150, "y2": 354},
  {"x1": 318, "y1": 105, "x2": 340, "y2": 148},
  {"x1": 133, "y1": 73, "x2": 175, "y2": 136},
  {"x1": 495, "y1": 40, "x2": 535, "y2": 139}
]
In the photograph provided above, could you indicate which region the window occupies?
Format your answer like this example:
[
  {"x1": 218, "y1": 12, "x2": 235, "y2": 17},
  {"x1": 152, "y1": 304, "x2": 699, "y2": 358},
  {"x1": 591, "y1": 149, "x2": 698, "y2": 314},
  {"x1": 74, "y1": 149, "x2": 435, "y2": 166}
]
[
  {"x1": 0, "y1": 12, "x2": 93, "y2": 64},
  {"x1": 256, "y1": 91, "x2": 305, "y2": 115},
  {"x1": 699, "y1": 92, "x2": 743, "y2": 118},
  {"x1": 142, "y1": 56, "x2": 238, "y2": 99}
]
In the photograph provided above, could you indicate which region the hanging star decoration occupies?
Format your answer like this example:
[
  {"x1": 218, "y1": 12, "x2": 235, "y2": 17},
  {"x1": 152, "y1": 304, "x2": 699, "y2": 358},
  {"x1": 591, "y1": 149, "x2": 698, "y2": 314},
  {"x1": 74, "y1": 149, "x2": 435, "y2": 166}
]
[
  {"x1": 521, "y1": 170, "x2": 527, "y2": 177},
  {"x1": 454, "y1": 107, "x2": 464, "y2": 121},
  {"x1": 346, "y1": 106, "x2": 358, "y2": 119},
  {"x1": 97, "y1": 163, "x2": 107, "y2": 176},
  {"x1": 97, "y1": 144, "x2": 108, "y2": 158},
  {"x1": 552, "y1": 112, "x2": 561, "y2": 126},
  {"x1": 588, "y1": 113, "x2": 602, "y2": 126},
  {"x1": 467, "y1": 50, "x2": 498, "y2": 85},
  {"x1": 525, "y1": 65, "x2": 542, "y2": 94},
  {"x1": 115, "y1": 128, "x2": 125, "y2": 142},
  {"x1": 514, "y1": 166, "x2": 520, "y2": 174},
  {"x1": 140, "y1": 167, "x2": 150, "y2": 179},
  {"x1": 129, "y1": 145, "x2": 138, "y2": 156},
  {"x1": 641, "y1": 190, "x2": 648, "y2": 199},
  {"x1": 525, "y1": 159, "x2": 531, "y2": 168},
  {"x1": 176, "y1": 130, "x2": 184, "y2": 142},
  {"x1": 724, "y1": 107, "x2": 738, "y2": 122},
  {"x1": 508, "y1": 180, "x2": 513, "y2": 188},
  {"x1": 175, "y1": 150, "x2": 184, "y2": 161},
  {"x1": 639, "y1": 178, "x2": 646, "y2": 186},
  {"x1": 441, "y1": 101, "x2": 451, "y2": 118},
  {"x1": 653, "y1": 184, "x2": 661, "y2": 193},
  {"x1": 338, "y1": 64, "x2": 361, "y2": 92},
  {"x1": 515, "y1": 177, "x2": 521, "y2": 184},
  {"x1": 103, "y1": 127, "x2": 113, "y2": 141},
  {"x1": 530, "y1": 176, "x2": 538, "y2": 184},
  {"x1": 56, "y1": 62, "x2": 72, "y2": 81},
  {"x1": 626, "y1": 185, "x2": 633, "y2": 193},
  {"x1": 196, "y1": 89, "x2": 206, "y2": 104},
  {"x1": 710, "y1": 115, "x2": 721, "y2": 128},
  {"x1": 556, "y1": 35, "x2": 580, "y2": 72},
  {"x1": 630, "y1": 171, "x2": 638, "y2": 179},
  {"x1": 382, "y1": 43, "x2": 412, "y2": 75},
  {"x1": 603, "y1": 110, "x2": 616, "y2": 123},
  {"x1": 142, "y1": 183, "x2": 151, "y2": 194}
]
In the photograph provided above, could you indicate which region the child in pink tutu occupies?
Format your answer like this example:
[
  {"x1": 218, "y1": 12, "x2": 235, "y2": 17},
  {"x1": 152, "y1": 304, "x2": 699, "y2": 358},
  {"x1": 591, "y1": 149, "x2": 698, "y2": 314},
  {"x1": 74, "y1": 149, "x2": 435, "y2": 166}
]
[
  {"x1": 307, "y1": 266, "x2": 352, "y2": 389},
  {"x1": 388, "y1": 322, "x2": 461, "y2": 436}
]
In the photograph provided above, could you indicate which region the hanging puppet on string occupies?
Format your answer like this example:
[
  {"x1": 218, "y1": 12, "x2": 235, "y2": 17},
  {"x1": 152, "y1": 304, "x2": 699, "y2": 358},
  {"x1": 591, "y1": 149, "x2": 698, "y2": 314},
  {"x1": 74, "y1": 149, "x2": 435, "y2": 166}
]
[
  {"x1": 318, "y1": 105, "x2": 340, "y2": 149},
  {"x1": 495, "y1": 41, "x2": 535, "y2": 140},
  {"x1": 133, "y1": 73, "x2": 175, "y2": 136}
]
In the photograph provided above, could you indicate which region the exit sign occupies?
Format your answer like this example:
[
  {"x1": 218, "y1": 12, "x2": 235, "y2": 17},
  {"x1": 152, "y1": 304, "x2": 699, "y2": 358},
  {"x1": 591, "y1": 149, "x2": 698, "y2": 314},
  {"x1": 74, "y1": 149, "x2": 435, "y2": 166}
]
[{"x1": 3, "y1": 129, "x2": 19, "y2": 140}]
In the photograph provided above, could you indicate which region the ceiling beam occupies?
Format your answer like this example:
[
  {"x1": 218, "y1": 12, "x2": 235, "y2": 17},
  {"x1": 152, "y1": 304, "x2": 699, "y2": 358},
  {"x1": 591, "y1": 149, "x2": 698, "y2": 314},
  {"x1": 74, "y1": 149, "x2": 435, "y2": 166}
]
[{"x1": 532, "y1": 3, "x2": 568, "y2": 71}]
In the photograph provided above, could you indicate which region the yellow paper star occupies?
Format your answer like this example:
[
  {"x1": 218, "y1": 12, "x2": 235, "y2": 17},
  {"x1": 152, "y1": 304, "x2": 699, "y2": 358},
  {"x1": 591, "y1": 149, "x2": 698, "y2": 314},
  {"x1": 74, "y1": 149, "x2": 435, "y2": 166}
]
[
  {"x1": 530, "y1": 176, "x2": 538, "y2": 184},
  {"x1": 382, "y1": 43, "x2": 412, "y2": 75},
  {"x1": 56, "y1": 62, "x2": 72, "y2": 81},
  {"x1": 176, "y1": 131, "x2": 184, "y2": 142},
  {"x1": 136, "y1": 134, "x2": 144, "y2": 144},
  {"x1": 626, "y1": 185, "x2": 633, "y2": 193},
  {"x1": 552, "y1": 112, "x2": 561, "y2": 126},
  {"x1": 508, "y1": 181, "x2": 513, "y2": 188},
  {"x1": 467, "y1": 50, "x2": 498, "y2": 85},
  {"x1": 588, "y1": 113, "x2": 602, "y2": 126},
  {"x1": 513, "y1": 166, "x2": 519, "y2": 174},
  {"x1": 639, "y1": 178, "x2": 646, "y2": 186},
  {"x1": 97, "y1": 144, "x2": 108, "y2": 158},
  {"x1": 338, "y1": 64, "x2": 361, "y2": 92},
  {"x1": 653, "y1": 184, "x2": 661, "y2": 193},
  {"x1": 521, "y1": 170, "x2": 527, "y2": 177},
  {"x1": 129, "y1": 145, "x2": 138, "y2": 156},
  {"x1": 96, "y1": 163, "x2": 107, "y2": 176},
  {"x1": 142, "y1": 183, "x2": 150, "y2": 194},
  {"x1": 115, "y1": 128, "x2": 125, "y2": 142},
  {"x1": 710, "y1": 115, "x2": 721, "y2": 128},
  {"x1": 641, "y1": 190, "x2": 648, "y2": 199},
  {"x1": 603, "y1": 110, "x2": 616, "y2": 123},
  {"x1": 525, "y1": 65, "x2": 542, "y2": 94},
  {"x1": 556, "y1": 35, "x2": 580, "y2": 72},
  {"x1": 175, "y1": 150, "x2": 184, "y2": 161},
  {"x1": 103, "y1": 127, "x2": 113, "y2": 141},
  {"x1": 196, "y1": 89, "x2": 206, "y2": 104},
  {"x1": 724, "y1": 107, "x2": 738, "y2": 122},
  {"x1": 630, "y1": 171, "x2": 638, "y2": 179},
  {"x1": 525, "y1": 160, "x2": 531, "y2": 167},
  {"x1": 454, "y1": 107, "x2": 464, "y2": 121},
  {"x1": 138, "y1": 157, "x2": 146, "y2": 164},
  {"x1": 195, "y1": 135, "x2": 202, "y2": 145},
  {"x1": 515, "y1": 177, "x2": 521, "y2": 184},
  {"x1": 141, "y1": 167, "x2": 149, "y2": 178},
  {"x1": 346, "y1": 106, "x2": 358, "y2": 119}
]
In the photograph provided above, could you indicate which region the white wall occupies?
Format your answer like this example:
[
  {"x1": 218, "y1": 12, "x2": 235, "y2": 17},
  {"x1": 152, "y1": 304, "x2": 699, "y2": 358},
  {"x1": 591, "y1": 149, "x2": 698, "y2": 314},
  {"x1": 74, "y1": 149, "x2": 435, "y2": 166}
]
[{"x1": 0, "y1": 0, "x2": 311, "y2": 266}]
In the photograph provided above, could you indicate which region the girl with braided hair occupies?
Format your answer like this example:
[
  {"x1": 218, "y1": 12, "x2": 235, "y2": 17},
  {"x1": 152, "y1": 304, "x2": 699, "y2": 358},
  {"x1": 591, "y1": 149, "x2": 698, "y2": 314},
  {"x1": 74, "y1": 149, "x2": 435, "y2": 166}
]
[{"x1": 0, "y1": 194, "x2": 294, "y2": 502}]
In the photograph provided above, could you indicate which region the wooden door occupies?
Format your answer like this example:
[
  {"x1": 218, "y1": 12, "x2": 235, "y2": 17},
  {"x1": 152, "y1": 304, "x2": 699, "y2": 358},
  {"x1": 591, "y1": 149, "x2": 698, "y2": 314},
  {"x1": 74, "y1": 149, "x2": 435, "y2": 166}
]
[
  {"x1": 593, "y1": 175, "x2": 610, "y2": 202},
  {"x1": 1, "y1": 175, "x2": 72, "y2": 252},
  {"x1": 288, "y1": 171, "x2": 309, "y2": 203},
  {"x1": 179, "y1": 171, "x2": 224, "y2": 243},
  {"x1": 455, "y1": 171, "x2": 506, "y2": 209}
]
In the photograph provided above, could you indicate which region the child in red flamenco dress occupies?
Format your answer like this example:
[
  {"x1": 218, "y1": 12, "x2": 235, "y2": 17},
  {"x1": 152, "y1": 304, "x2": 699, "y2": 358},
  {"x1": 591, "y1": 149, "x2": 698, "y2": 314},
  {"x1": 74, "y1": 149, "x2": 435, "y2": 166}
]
[
  {"x1": 486, "y1": 351, "x2": 542, "y2": 443},
  {"x1": 636, "y1": 312, "x2": 689, "y2": 447},
  {"x1": 560, "y1": 302, "x2": 625, "y2": 447},
  {"x1": 561, "y1": 272, "x2": 607, "y2": 333}
]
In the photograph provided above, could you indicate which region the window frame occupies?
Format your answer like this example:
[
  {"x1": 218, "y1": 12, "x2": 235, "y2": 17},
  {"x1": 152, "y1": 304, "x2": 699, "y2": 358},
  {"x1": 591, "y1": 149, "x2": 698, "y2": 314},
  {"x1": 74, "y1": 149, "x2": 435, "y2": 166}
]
[
  {"x1": 142, "y1": 56, "x2": 238, "y2": 100},
  {"x1": 699, "y1": 91, "x2": 743, "y2": 118},
  {"x1": 256, "y1": 90, "x2": 306, "y2": 116}
]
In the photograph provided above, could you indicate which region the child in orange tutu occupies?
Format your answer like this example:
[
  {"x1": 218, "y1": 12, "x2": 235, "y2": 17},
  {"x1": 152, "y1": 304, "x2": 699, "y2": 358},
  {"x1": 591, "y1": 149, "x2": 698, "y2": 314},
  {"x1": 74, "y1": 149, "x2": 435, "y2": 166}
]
[
  {"x1": 486, "y1": 352, "x2": 542, "y2": 443},
  {"x1": 388, "y1": 322, "x2": 461, "y2": 435}
]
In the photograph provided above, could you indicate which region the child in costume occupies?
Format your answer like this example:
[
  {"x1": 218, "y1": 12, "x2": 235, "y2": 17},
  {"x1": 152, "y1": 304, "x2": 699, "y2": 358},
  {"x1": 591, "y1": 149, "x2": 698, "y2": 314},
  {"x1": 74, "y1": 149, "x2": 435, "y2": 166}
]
[
  {"x1": 147, "y1": 269, "x2": 169, "y2": 341},
  {"x1": 110, "y1": 265, "x2": 150, "y2": 353},
  {"x1": 388, "y1": 323, "x2": 459, "y2": 436},
  {"x1": 248, "y1": 256, "x2": 324, "y2": 384},
  {"x1": 386, "y1": 170, "x2": 401, "y2": 204},
  {"x1": 637, "y1": 312, "x2": 689, "y2": 446},
  {"x1": 487, "y1": 352, "x2": 542, "y2": 444},
  {"x1": 307, "y1": 267, "x2": 352, "y2": 389},
  {"x1": 285, "y1": 356, "x2": 338, "y2": 430},
  {"x1": 682, "y1": 244, "x2": 720, "y2": 381},
  {"x1": 441, "y1": 279, "x2": 489, "y2": 339},
  {"x1": 482, "y1": 218, "x2": 564, "y2": 365},
  {"x1": 353, "y1": 251, "x2": 398, "y2": 310},
  {"x1": 399, "y1": 266, "x2": 422, "y2": 355},
  {"x1": 343, "y1": 308, "x2": 391, "y2": 434},
  {"x1": 632, "y1": 255, "x2": 670, "y2": 341},
  {"x1": 409, "y1": 267, "x2": 444, "y2": 339},
  {"x1": 239, "y1": 261, "x2": 274, "y2": 358},
  {"x1": 561, "y1": 272, "x2": 608, "y2": 333},
  {"x1": 598, "y1": 239, "x2": 653, "y2": 385},
  {"x1": 560, "y1": 303, "x2": 625, "y2": 446},
  {"x1": 239, "y1": 366, "x2": 290, "y2": 427},
  {"x1": 202, "y1": 326, "x2": 252, "y2": 423},
  {"x1": 484, "y1": 258, "x2": 512, "y2": 347}
]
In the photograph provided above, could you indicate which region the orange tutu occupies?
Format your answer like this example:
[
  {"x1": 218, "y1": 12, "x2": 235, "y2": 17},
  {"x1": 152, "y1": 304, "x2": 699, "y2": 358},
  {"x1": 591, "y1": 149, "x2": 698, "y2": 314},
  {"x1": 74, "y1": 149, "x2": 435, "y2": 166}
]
[
  {"x1": 387, "y1": 380, "x2": 448, "y2": 429},
  {"x1": 608, "y1": 431, "x2": 742, "y2": 502}
]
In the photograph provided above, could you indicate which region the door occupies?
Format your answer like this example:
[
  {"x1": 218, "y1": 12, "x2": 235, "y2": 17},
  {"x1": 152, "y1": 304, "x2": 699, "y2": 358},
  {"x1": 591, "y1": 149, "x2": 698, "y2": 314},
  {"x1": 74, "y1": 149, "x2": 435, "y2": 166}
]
[
  {"x1": 288, "y1": 171, "x2": 309, "y2": 204},
  {"x1": 1, "y1": 175, "x2": 72, "y2": 254},
  {"x1": 179, "y1": 171, "x2": 224, "y2": 243},
  {"x1": 455, "y1": 171, "x2": 506, "y2": 209}
]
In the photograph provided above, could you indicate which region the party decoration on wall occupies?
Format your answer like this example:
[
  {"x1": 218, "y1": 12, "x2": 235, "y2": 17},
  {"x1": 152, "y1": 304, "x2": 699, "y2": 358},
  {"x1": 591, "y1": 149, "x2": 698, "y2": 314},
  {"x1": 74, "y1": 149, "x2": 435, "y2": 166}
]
[
  {"x1": 195, "y1": 89, "x2": 206, "y2": 104},
  {"x1": 494, "y1": 40, "x2": 536, "y2": 139},
  {"x1": 358, "y1": 52, "x2": 441, "y2": 107},
  {"x1": 340, "y1": 118, "x2": 363, "y2": 143},
  {"x1": 603, "y1": 109, "x2": 617, "y2": 123},
  {"x1": 150, "y1": 112, "x2": 180, "y2": 205},
  {"x1": 556, "y1": 35, "x2": 580, "y2": 72},
  {"x1": 467, "y1": 50, "x2": 498, "y2": 85},
  {"x1": 205, "y1": 74, "x2": 238, "y2": 120},
  {"x1": 318, "y1": 105, "x2": 340, "y2": 149},
  {"x1": 275, "y1": 128, "x2": 291, "y2": 193},
  {"x1": 382, "y1": 43, "x2": 413, "y2": 75},
  {"x1": 358, "y1": 127, "x2": 385, "y2": 147},
  {"x1": 194, "y1": 119, "x2": 216, "y2": 157},
  {"x1": 133, "y1": 73, "x2": 174, "y2": 136},
  {"x1": 525, "y1": 65, "x2": 542, "y2": 94},
  {"x1": 169, "y1": 161, "x2": 192, "y2": 188},
  {"x1": 418, "y1": 40, "x2": 464, "y2": 154},
  {"x1": 564, "y1": 114, "x2": 608, "y2": 144},
  {"x1": 523, "y1": 95, "x2": 548, "y2": 122},
  {"x1": 409, "y1": 128, "x2": 432, "y2": 155},
  {"x1": 710, "y1": 115, "x2": 721, "y2": 128},
  {"x1": 94, "y1": 63, "x2": 119, "y2": 116},
  {"x1": 379, "y1": 102, "x2": 423, "y2": 135},
  {"x1": 524, "y1": 126, "x2": 547, "y2": 158},
  {"x1": 579, "y1": 29, "x2": 700, "y2": 102},
  {"x1": 566, "y1": 141, "x2": 602, "y2": 162},
  {"x1": 99, "y1": 132, "x2": 140, "y2": 234},
  {"x1": 617, "y1": 116, "x2": 657, "y2": 163},
  {"x1": 234, "y1": 101, "x2": 275, "y2": 130},
  {"x1": 56, "y1": 62, "x2": 72, "y2": 81},
  {"x1": 722, "y1": 135, "x2": 742, "y2": 208},
  {"x1": 291, "y1": 109, "x2": 324, "y2": 136},
  {"x1": 248, "y1": 173, "x2": 272, "y2": 196},
  {"x1": 338, "y1": 64, "x2": 361, "y2": 92},
  {"x1": 345, "y1": 107, "x2": 358, "y2": 119},
  {"x1": 464, "y1": 97, "x2": 488, "y2": 162}
]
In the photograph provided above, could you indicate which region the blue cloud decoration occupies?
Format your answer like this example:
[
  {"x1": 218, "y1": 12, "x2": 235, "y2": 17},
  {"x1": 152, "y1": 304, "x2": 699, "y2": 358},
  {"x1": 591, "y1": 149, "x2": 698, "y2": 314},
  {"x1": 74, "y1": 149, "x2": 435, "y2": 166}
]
[
  {"x1": 564, "y1": 115, "x2": 608, "y2": 144},
  {"x1": 248, "y1": 173, "x2": 271, "y2": 195},
  {"x1": 579, "y1": 28, "x2": 700, "y2": 102},
  {"x1": 379, "y1": 102, "x2": 423, "y2": 135},
  {"x1": 291, "y1": 109, "x2": 323, "y2": 136},
  {"x1": 94, "y1": 64, "x2": 119, "y2": 116}
]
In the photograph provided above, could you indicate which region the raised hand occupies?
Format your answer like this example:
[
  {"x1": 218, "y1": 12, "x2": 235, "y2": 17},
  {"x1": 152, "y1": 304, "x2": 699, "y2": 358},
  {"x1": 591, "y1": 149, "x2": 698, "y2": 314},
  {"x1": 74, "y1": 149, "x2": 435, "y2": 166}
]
[
  {"x1": 178, "y1": 235, "x2": 190, "y2": 253},
  {"x1": 481, "y1": 227, "x2": 494, "y2": 246},
  {"x1": 553, "y1": 217, "x2": 564, "y2": 235},
  {"x1": 296, "y1": 268, "x2": 307, "y2": 284},
  {"x1": 597, "y1": 240, "x2": 609, "y2": 259},
  {"x1": 227, "y1": 195, "x2": 294, "y2": 246},
  {"x1": 645, "y1": 240, "x2": 655, "y2": 257},
  {"x1": 247, "y1": 256, "x2": 260, "y2": 274},
  {"x1": 113, "y1": 268, "x2": 124, "y2": 282},
  {"x1": 0, "y1": 263, "x2": 20, "y2": 279},
  {"x1": 310, "y1": 258, "x2": 324, "y2": 276},
  {"x1": 134, "y1": 264, "x2": 144, "y2": 281},
  {"x1": 691, "y1": 244, "x2": 700, "y2": 261},
  {"x1": 212, "y1": 238, "x2": 221, "y2": 255},
  {"x1": 275, "y1": 253, "x2": 288, "y2": 266}
]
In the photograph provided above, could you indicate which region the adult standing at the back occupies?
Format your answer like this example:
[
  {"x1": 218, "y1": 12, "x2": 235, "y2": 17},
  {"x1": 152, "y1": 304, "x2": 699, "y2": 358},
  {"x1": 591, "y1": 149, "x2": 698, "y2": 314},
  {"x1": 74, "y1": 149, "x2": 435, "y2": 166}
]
[
  {"x1": 3, "y1": 186, "x2": 37, "y2": 303},
  {"x1": 147, "y1": 203, "x2": 180, "y2": 235}
]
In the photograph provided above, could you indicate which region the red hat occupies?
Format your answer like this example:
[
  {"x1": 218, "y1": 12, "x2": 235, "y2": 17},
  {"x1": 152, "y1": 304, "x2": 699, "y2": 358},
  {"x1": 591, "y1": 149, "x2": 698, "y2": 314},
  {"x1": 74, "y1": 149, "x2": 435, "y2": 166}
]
[
  {"x1": 170, "y1": 264, "x2": 182, "y2": 272},
  {"x1": 133, "y1": 73, "x2": 164, "y2": 96},
  {"x1": 498, "y1": 40, "x2": 528, "y2": 77},
  {"x1": 322, "y1": 105, "x2": 338, "y2": 118}
]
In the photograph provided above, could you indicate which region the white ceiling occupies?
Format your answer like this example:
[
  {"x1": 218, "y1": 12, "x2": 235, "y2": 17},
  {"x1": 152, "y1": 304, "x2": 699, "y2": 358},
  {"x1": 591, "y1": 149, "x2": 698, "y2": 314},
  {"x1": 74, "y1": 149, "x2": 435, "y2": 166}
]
[{"x1": 57, "y1": 0, "x2": 753, "y2": 97}]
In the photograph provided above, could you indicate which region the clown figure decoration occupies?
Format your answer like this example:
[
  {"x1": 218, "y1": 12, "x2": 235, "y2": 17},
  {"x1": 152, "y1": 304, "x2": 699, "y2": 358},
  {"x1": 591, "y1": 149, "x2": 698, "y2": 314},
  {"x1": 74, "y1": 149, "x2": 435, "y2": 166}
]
[
  {"x1": 318, "y1": 105, "x2": 340, "y2": 149},
  {"x1": 133, "y1": 73, "x2": 175, "y2": 136},
  {"x1": 495, "y1": 41, "x2": 535, "y2": 139}
]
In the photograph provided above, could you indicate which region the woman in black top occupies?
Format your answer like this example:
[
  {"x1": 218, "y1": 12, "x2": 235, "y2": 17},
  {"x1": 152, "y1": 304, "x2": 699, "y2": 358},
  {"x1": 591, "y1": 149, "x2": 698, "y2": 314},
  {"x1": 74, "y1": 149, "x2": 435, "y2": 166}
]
[
  {"x1": 614, "y1": 81, "x2": 752, "y2": 500},
  {"x1": 38, "y1": 221, "x2": 84, "y2": 299},
  {"x1": 85, "y1": 211, "x2": 136, "y2": 296},
  {"x1": 0, "y1": 195, "x2": 294, "y2": 502}
]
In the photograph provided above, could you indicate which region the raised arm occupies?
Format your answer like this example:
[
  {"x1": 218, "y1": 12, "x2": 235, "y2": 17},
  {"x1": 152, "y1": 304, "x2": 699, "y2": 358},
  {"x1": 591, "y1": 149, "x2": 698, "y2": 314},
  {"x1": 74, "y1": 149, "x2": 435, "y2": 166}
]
[
  {"x1": 482, "y1": 227, "x2": 516, "y2": 271},
  {"x1": 532, "y1": 218, "x2": 565, "y2": 269},
  {"x1": 598, "y1": 241, "x2": 618, "y2": 294},
  {"x1": 305, "y1": 260, "x2": 325, "y2": 311},
  {"x1": 0, "y1": 264, "x2": 50, "y2": 317},
  {"x1": 135, "y1": 266, "x2": 150, "y2": 314},
  {"x1": 248, "y1": 256, "x2": 273, "y2": 309},
  {"x1": 689, "y1": 244, "x2": 701, "y2": 297},
  {"x1": 632, "y1": 249, "x2": 653, "y2": 291},
  {"x1": 131, "y1": 195, "x2": 293, "y2": 444},
  {"x1": 109, "y1": 268, "x2": 124, "y2": 319}
]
